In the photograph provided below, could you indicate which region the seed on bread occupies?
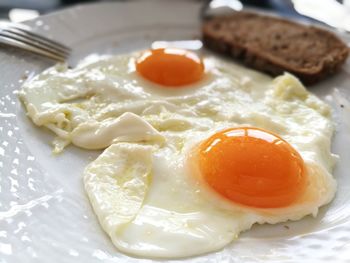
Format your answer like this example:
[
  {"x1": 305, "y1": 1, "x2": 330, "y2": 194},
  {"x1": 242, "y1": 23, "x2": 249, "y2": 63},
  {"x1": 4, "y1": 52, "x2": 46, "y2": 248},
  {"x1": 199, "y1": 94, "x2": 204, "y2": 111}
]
[{"x1": 202, "y1": 12, "x2": 349, "y2": 85}]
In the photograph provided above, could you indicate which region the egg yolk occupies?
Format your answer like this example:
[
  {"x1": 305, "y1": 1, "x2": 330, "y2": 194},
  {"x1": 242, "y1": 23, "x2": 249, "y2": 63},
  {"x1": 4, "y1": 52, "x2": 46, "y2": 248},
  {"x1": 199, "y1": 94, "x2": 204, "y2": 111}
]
[
  {"x1": 136, "y1": 48, "x2": 204, "y2": 87},
  {"x1": 198, "y1": 127, "x2": 306, "y2": 208}
]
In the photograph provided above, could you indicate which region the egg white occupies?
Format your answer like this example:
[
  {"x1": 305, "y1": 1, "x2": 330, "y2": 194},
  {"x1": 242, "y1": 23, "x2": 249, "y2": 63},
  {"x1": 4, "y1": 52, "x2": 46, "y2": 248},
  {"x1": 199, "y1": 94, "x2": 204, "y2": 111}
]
[
  {"x1": 20, "y1": 51, "x2": 337, "y2": 258},
  {"x1": 84, "y1": 139, "x2": 335, "y2": 258}
]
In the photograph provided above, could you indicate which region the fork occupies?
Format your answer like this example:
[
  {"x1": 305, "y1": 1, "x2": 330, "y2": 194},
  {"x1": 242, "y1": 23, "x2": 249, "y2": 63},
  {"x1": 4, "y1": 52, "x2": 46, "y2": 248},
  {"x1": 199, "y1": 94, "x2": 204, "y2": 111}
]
[{"x1": 0, "y1": 22, "x2": 71, "y2": 62}]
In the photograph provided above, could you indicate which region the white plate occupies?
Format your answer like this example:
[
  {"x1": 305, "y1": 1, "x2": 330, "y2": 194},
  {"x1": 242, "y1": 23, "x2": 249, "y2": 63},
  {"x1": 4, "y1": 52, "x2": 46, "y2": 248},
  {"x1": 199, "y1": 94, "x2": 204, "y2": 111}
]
[{"x1": 1, "y1": 1, "x2": 350, "y2": 262}]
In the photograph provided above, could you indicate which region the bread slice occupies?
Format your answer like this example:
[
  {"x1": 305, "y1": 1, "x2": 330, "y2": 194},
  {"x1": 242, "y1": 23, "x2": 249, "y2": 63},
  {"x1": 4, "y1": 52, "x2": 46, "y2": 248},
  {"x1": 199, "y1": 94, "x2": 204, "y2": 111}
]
[{"x1": 202, "y1": 12, "x2": 349, "y2": 85}]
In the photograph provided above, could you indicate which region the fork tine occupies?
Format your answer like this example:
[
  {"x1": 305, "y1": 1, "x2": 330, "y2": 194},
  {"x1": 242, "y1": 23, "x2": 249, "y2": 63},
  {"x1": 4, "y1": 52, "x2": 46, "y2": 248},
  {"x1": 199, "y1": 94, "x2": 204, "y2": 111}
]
[
  {"x1": 0, "y1": 31, "x2": 68, "y2": 59},
  {"x1": 0, "y1": 35, "x2": 65, "y2": 62},
  {"x1": 0, "y1": 22, "x2": 70, "y2": 62},
  {"x1": 5, "y1": 27, "x2": 70, "y2": 55},
  {"x1": 10, "y1": 26, "x2": 71, "y2": 54}
]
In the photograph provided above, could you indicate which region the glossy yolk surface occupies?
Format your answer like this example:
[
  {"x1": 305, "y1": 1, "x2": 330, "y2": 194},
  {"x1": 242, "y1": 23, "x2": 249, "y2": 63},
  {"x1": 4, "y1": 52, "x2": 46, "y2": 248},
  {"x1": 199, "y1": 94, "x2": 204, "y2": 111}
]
[
  {"x1": 136, "y1": 48, "x2": 204, "y2": 87},
  {"x1": 198, "y1": 127, "x2": 306, "y2": 208}
]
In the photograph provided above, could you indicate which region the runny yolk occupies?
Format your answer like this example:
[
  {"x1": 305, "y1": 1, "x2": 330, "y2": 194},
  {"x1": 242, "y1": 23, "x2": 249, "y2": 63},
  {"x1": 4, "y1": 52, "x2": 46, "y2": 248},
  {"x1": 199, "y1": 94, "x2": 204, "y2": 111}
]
[
  {"x1": 198, "y1": 127, "x2": 306, "y2": 208},
  {"x1": 136, "y1": 48, "x2": 204, "y2": 87}
]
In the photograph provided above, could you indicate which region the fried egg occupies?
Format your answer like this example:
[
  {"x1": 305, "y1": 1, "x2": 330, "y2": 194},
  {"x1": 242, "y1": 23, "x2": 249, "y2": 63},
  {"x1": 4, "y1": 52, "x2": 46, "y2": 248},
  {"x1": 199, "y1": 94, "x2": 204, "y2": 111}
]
[{"x1": 20, "y1": 48, "x2": 337, "y2": 258}]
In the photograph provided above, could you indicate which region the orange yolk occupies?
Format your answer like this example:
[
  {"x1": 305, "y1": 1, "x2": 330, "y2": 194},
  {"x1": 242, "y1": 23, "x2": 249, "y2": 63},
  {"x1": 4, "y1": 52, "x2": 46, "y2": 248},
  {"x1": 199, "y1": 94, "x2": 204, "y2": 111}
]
[
  {"x1": 198, "y1": 127, "x2": 306, "y2": 208},
  {"x1": 136, "y1": 48, "x2": 204, "y2": 87}
]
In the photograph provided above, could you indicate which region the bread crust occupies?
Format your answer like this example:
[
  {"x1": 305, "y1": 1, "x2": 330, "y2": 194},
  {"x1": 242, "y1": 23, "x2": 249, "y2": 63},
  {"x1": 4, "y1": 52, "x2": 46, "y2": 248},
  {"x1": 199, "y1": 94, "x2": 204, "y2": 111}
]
[{"x1": 202, "y1": 12, "x2": 349, "y2": 85}]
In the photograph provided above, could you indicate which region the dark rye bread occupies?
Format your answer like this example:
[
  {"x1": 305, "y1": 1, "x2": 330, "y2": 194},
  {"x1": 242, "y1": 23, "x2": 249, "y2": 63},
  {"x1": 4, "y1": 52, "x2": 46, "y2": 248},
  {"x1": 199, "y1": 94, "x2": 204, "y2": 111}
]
[{"x1": 202, "y1": 12, "x2": 349, "y2": 85}]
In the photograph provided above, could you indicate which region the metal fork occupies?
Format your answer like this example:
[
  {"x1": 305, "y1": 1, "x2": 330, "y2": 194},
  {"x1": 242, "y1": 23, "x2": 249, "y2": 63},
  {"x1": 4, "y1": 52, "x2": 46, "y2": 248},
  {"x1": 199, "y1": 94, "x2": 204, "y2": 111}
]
[{"x1": 0, "y1": 22, "x2": 71, "y2": 62}]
